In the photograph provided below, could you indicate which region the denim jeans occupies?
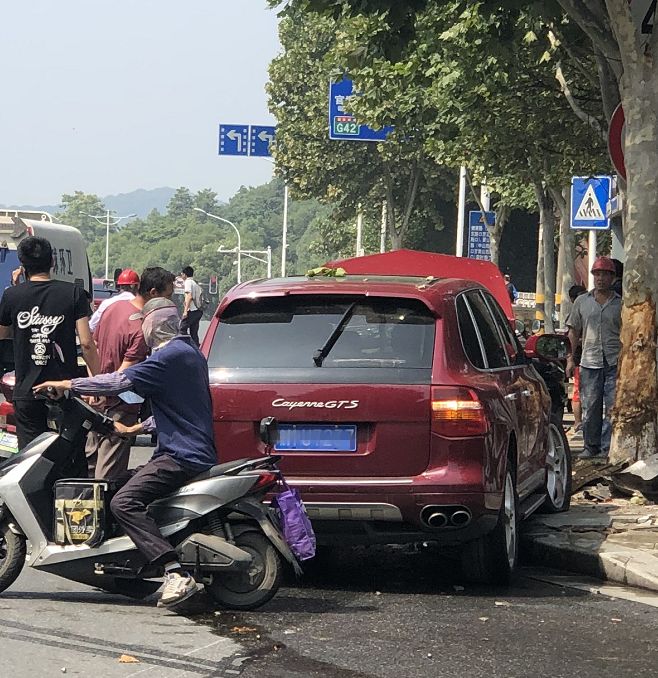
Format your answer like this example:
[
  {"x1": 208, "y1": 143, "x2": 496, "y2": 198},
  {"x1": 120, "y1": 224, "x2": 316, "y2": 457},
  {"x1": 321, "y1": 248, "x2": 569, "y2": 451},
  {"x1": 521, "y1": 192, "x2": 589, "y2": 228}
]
[{"x1": 579, "y1": 361, "x2": 617, "y2": 456}]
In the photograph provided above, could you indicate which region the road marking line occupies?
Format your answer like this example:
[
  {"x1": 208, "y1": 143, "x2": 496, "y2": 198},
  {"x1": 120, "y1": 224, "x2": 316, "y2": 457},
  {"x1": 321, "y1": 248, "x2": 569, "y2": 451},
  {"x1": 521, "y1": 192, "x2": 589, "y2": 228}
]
[
  {"x1": 125, "y1": 638, "x2": 231, "y2": 678},
  {"x1": 525, "y1": 569, "x2": 658, "y2": 609}
]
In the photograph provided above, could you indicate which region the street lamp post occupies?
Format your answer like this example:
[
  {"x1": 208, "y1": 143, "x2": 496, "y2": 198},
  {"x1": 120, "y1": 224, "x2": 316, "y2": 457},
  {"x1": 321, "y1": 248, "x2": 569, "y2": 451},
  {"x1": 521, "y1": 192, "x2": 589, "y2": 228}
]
[
  {"x1": 194, "y1": 208, "x2": 242, "y2": 283},
  {"x1": 218, "y1": 245, "x2": 271, "y2": 279},
  {"x1": 82, "y1": 210, "x2": 136, "y2": 279}
]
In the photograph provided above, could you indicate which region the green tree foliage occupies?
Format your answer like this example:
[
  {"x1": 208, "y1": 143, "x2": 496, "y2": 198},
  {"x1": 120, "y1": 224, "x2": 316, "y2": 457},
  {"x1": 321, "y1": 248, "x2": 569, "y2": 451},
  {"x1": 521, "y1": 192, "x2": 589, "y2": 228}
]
[
  {"x1": 73, "y1": 181, "x2": 331, "y2": 296},
  {"x1": 268, "y1": 7, "x2": 455, "y2": 249},
  {"x1": 57, "y1": 191, "x2": 107, "y2": 243}
]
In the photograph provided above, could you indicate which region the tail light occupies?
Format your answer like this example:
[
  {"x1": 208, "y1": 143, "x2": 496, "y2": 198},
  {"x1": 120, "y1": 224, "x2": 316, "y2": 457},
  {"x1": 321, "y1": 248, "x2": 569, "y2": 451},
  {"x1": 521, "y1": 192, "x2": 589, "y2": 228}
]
[
  {"x1": 431, "y1": 386, "x2": 488, "y2": 437},
  {"x1": 248, "y1": 471, "x2": 279, "y2": 493},
  {"x1": 0, "y1": 401, "x2": 13, "y2": 417}
]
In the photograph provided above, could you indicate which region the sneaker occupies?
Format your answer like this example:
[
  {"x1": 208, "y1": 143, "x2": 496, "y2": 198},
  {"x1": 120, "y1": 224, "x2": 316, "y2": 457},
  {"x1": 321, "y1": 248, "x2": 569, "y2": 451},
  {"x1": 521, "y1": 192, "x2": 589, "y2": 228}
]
[{"x1": 157, "y1": 571, "x2": 199, "y2": 607}]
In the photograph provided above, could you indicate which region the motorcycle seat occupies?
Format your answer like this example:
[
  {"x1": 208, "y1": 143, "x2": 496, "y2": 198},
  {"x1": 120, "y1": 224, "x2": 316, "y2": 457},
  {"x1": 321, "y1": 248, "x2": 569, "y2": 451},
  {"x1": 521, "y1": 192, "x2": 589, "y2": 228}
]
[{"x1": 191, "y1": 458, "x2": 254, "y2": 481}]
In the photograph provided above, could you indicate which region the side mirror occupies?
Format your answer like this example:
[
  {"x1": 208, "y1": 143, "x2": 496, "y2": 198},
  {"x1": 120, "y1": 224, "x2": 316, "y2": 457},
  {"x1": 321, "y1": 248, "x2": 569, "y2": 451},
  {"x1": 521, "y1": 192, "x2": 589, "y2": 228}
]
[
  {"x1": 525, "y1": 334, "x2": 571, "y2": 362},
  {"x1": 259, "y1": 416, "x2": 278, "y2": 447}
]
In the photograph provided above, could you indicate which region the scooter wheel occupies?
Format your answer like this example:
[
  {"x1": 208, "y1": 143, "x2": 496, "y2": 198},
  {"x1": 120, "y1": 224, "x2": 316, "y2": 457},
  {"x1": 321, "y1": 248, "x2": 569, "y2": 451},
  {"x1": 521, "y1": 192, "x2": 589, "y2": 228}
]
[
  {"x1": 206, "y1": 531, "x2": 282, "y2": 610},
  {"x1": 0, "y1": 521, "x2": 26, "y2": 593}
]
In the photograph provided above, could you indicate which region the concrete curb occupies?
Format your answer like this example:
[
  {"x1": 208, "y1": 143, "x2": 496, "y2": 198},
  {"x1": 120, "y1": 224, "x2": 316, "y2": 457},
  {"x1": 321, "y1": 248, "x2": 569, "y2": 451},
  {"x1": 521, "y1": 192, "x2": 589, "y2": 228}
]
[{"x1": 522, "y1": 509, "x2": 658, "y2": 593}]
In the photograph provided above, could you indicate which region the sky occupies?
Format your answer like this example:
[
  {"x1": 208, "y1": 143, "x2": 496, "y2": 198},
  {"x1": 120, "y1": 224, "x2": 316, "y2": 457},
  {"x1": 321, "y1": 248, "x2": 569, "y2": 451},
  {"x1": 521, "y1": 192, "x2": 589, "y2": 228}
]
[{"x1": 0, "y1": 1, "x2": 280, "y2": 205}]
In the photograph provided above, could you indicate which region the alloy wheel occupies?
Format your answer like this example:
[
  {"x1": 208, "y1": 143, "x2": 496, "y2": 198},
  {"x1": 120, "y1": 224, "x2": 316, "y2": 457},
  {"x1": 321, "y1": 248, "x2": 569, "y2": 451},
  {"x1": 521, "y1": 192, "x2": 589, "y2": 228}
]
[
  {"x1": 503, "y1": 472, "x2": 517, "y2": 569},
  {"x1": 546, "y1": 423, "x2": 568, "y2": 509}
]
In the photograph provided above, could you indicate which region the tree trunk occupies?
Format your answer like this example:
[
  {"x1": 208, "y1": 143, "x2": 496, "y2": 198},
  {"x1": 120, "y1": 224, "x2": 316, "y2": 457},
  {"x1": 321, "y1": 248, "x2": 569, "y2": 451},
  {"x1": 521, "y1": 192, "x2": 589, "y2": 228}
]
[
  {"x1": 534, "y1": 183, "x2": 556, "y2": 333},
  {"x1": 488, "y1": 204, "x2": 509, "y2": 268},
  {"x1": 534, "y1": 184, "x2": 546, "y2": 330},
  {"x1": 607, "y1": 0, "x2": 658, "y2": 464},
  {"x1": 553, "y1": 187, "x2": 575, "y2": 327}
]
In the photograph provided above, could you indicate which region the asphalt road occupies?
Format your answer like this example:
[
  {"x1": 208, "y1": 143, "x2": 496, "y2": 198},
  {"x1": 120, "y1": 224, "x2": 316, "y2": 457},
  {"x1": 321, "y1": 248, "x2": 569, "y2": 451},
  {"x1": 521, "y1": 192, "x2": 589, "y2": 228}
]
[{"x1": 3, "y1": 531, "x2": 658, "y2": 678}]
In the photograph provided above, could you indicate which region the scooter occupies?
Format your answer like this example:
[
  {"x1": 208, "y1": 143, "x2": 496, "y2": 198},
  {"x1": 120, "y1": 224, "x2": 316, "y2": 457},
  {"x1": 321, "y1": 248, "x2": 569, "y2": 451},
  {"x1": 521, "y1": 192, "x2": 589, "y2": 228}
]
[{"x1": 0, "y1": 390, "x2": 301, "y2": 610}]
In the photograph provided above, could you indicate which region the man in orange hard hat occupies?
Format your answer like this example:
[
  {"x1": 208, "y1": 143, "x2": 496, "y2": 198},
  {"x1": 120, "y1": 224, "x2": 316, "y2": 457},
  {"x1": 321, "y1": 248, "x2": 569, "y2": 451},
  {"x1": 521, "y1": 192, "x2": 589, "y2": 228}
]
[
  {"x1": 90, "y1": 268, "x2": 140, "y2": 332},
  {"x1": 566, "y1": 256, "x2": 621, "y2": 460}
]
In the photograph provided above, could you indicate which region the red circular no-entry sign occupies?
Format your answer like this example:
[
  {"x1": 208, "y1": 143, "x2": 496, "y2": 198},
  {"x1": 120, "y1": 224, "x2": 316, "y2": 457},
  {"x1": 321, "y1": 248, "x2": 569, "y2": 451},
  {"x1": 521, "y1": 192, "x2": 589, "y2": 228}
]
[{"x1": 608, "y1": 103, "x2": 626, "y2": 181}]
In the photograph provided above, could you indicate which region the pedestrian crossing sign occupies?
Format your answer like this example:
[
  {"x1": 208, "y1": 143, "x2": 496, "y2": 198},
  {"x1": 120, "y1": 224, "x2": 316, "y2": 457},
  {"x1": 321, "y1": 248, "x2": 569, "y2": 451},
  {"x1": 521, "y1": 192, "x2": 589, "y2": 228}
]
[{"x1": 570, "y1": 176, "x2": 611, "y2": 230}]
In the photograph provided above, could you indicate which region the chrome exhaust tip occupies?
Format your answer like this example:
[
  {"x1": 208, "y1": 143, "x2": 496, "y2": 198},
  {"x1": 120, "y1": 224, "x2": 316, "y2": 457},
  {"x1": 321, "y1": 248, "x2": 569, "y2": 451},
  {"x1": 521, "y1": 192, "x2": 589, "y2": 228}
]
[
  {"x1": 425, "y1": 511, "x2": 448, "y2": 528},
  {"x1": 450, "y1": 509, "x2": 472, "y2": 527}
]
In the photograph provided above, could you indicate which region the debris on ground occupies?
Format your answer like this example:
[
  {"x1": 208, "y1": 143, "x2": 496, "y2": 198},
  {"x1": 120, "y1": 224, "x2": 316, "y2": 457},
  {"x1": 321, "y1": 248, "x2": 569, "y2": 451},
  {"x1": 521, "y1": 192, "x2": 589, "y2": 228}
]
[
  {"x1": 582, "y1": 484, "x2": 612, "y2": 502},
  {"x1": 118, "y1": 655, "x2": 140, "y2": 664},
  {"x1": 231, "y1": 626, "x2": 258, "y2": 634}
]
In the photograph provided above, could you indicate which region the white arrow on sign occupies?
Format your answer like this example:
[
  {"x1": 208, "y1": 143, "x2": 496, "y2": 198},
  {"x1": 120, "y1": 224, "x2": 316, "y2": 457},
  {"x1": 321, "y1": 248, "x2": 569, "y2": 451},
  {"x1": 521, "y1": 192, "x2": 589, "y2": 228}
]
[
  {"x1": 258, "y1": 130, "x2": 274, "y2": 144},
  {"x1": 227, "y1": 129, "x2": 243, "y2": 152}
]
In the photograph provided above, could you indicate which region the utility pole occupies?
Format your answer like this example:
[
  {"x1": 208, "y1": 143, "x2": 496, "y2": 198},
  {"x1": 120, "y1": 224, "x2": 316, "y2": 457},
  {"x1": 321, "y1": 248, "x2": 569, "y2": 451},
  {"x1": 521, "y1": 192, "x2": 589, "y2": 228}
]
[
  {"x1": 194, "y1": 208, "x2": 242, "y2": 284},
  {"x1": 456, "y1": 166, "x2": 467, "y2": 257},
  {"x1": 380, "y1": 201, "x2": 386, "y2": 253},
  {"x1": 82, "y1": 210, "x2": 136, "y2": 280},
  {"x1": 356, "y1": 205, "x2": 364, "y2": 257},
  {"x1": 281, "y1": 184, "x2": 289, "y2": 277}
]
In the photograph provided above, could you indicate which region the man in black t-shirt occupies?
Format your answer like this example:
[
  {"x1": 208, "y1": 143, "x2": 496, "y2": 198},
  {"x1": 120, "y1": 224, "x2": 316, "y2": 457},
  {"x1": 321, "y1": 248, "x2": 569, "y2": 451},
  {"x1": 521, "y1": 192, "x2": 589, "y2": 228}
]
[{"x1": 0, "y1": 237, "x2": 99, "y2": 455}]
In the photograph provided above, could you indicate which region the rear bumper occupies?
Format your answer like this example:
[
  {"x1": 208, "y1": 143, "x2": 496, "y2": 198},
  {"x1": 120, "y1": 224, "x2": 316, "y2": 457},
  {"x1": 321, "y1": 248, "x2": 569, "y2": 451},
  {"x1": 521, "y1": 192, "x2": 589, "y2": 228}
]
[{"x1": 286, "y1": 479, "x2": 503, "y2": 546}]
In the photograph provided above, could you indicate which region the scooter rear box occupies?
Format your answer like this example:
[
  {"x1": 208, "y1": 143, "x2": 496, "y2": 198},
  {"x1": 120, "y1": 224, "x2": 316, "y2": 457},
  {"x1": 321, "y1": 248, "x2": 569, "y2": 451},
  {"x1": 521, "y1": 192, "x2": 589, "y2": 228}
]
[{"x1": 54, "y1": 479, "x2": 110, "y2": 547}]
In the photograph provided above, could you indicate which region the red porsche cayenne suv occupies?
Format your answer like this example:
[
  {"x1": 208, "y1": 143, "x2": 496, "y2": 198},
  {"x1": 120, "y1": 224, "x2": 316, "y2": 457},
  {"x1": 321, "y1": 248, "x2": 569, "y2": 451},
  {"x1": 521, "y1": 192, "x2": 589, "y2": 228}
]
[{"x1": 201, "y1": 251, "x2": 571, "y2": 583}]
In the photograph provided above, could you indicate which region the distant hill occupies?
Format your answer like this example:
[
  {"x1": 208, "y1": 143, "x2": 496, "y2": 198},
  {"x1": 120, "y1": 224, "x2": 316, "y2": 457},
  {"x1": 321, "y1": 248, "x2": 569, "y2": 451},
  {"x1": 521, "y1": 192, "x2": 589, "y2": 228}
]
[
  {"x1": 103, "y1": 187, "x2": 176, "y2": 218},
  {"x1": 1, "y1": 186, "x2": 176, "y2": 220}
]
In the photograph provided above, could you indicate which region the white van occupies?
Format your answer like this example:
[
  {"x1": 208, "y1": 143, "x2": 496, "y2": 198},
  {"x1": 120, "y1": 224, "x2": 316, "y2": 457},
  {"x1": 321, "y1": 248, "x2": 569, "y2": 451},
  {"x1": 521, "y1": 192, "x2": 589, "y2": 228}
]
[
  {"x1": 0, "y1": 211, "x2": 93, "y2": 374},
  {"x1": 0, "y1": 211, "x2": 92, "y2": 295}
]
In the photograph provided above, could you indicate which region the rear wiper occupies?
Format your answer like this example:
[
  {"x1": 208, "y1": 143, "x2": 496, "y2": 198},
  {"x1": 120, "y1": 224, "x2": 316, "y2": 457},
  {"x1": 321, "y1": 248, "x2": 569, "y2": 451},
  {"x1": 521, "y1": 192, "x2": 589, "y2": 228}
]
[{"x1": 313, "y1": 302, "x2": 357, "y2": 367}]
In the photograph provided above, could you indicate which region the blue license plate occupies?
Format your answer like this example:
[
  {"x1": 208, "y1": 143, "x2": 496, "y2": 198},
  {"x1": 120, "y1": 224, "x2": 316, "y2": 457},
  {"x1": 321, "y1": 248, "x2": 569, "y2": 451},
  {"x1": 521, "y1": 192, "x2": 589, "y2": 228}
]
[{"x1": 275, "y1": 424, "x2": 357, "y2": 452}]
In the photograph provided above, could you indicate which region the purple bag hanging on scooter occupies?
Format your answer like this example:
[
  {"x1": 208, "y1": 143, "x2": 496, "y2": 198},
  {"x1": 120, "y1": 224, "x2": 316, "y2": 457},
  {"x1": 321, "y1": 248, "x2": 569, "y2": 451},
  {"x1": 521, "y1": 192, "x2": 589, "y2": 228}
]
[{"x1": 272, "y1": 478, "x2": 316, "y2": 561}]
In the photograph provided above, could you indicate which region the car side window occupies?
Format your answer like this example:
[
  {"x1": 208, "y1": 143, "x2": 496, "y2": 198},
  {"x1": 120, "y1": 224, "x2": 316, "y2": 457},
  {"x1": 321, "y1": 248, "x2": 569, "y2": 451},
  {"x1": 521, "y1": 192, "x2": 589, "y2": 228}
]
[
  {"x1": 456, "y1": 295, "x2": 486, "y2": 369},
  {"x1": 465, "y1": 291, "x2": 510, "y2": 368},
  {"x1": 482, "y1": 292, "x2": 522, "y2": 357}
]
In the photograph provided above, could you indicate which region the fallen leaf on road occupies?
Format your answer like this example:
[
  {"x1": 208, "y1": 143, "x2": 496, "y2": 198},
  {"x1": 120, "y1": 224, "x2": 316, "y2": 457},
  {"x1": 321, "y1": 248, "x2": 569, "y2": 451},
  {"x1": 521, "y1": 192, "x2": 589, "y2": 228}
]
[
  {"x1": 611, "y1": 618, "x2": 622, "y2": 623},
  {"x1": 494, "y1": 601, "x2": 511, "y2": 607},
  {"x1": 283, "y1": 629, "x2": 296, "y2": 635},
  {"x1": 118, "y1": 655, "x2": 140, "y2": 664},
  {"x1": 479, "y1": 617, "x2": 489, "y2": 622},
  {"x1": 231, "y1": 626, "x2": 258, "y2": 634}
]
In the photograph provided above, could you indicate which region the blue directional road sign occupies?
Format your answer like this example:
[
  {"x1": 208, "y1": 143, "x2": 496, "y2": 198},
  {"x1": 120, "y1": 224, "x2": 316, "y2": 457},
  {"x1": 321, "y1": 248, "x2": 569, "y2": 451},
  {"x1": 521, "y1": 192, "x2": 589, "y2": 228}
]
[
  {"x1": 570, "y1": 176, "x2": 611, "y2": 230},
  {"x1": 219, "y1": 124, "x2": 249, "y2": 156},
  {"x1": 250, "y1": 125, "x2": 276, "y2": 157},
  {"x1": 329, "y1": 77, "x2": 393, "y2": 142},
  {"x1": 468, "y1": 211, "x2": 494, "y2": 261}
]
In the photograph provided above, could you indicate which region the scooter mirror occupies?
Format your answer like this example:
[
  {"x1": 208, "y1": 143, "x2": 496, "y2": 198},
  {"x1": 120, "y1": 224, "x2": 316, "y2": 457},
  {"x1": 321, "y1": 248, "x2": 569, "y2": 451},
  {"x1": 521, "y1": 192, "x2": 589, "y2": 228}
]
[{"x1": 259, "y1": 417, "x2": 278, "y2": 447}]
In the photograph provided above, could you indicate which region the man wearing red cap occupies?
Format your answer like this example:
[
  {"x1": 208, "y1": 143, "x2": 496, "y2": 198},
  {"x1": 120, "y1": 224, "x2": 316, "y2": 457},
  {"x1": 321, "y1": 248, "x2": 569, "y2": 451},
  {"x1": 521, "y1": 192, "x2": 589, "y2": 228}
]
[
  {"x1": 87, "y1": 267, "x2": 175, "y2": 478},
  {"x1": 566, "y1": 257, "x2": 622, "y2": 460},
  {"x1": 89, "y1": 268, "x2": 140, "y2": 333}
]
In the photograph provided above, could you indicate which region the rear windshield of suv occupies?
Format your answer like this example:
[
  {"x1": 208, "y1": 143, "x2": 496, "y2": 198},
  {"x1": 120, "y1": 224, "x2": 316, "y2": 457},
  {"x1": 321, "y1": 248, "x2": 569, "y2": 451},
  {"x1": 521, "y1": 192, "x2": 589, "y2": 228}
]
[{"x1": 207, "y1": 295, "x2": 436, "y2": 384}]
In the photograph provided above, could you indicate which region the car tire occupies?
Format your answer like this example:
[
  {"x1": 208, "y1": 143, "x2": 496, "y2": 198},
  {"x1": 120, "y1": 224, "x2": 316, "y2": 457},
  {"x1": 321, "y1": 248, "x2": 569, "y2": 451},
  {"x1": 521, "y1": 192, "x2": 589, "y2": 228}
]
[
  {"x1": 461, "y1": 467, "x2": 518, "y2": 585},
  {"x1": 540, "y1": 415, "x2": 572, "y2": 513}
]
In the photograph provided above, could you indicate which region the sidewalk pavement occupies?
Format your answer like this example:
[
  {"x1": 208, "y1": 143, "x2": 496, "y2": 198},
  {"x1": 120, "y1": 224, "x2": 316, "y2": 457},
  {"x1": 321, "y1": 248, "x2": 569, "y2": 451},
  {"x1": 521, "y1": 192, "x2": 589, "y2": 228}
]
[{"x1": 522, "y1": 419, "x2": 658, "y2": 593}]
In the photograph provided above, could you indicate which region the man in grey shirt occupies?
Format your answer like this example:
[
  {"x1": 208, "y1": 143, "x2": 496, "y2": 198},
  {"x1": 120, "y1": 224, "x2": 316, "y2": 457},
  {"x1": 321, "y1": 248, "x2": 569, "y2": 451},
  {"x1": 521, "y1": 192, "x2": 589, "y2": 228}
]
[{"x1": 566, "y1": 257, "x2": 622, "y2": 459}]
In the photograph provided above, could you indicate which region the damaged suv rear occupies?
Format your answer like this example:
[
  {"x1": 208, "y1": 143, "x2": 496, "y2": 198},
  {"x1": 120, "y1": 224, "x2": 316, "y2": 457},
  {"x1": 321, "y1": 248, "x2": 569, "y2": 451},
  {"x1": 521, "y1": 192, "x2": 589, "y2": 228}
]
[{"x1": 202, "y1": 251, "x2": 571, "y2": 583}]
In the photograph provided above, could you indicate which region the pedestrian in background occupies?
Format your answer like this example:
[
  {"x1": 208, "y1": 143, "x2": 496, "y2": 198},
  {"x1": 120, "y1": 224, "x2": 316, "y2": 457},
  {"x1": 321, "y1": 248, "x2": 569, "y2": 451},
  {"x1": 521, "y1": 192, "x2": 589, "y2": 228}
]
[
  {"x1": 0, "y1": 237, "x2": 99, "y2": 472},
  {"x1": 566, "y1": 284, "x2": 586, "y2": 439},
  {"x1": 89, "y1": 268, "x2": 140, "y2": 332},
  {"x1": 86, "y1": 267, "x2": 175, "y2": 479},
  {"x1": 504, "y1": 274, "x2": 518, "y2": 303},
  {"x1": 180, "y1": 266, "x2": 203, "y2": 346},
  {"x1": 611, "y1": 259, "x2": 624, "y2": 296},
  {"x1": 566, "y1": 257, "x2": 621, "y2": 460}
]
